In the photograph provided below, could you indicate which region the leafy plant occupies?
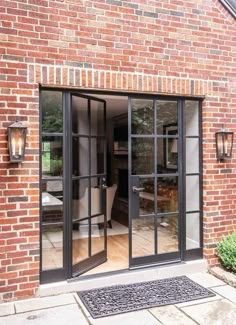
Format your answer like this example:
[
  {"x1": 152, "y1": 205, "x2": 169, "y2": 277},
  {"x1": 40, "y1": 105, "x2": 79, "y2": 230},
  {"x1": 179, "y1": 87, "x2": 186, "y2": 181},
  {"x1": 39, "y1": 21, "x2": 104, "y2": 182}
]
[
  {"x1": 42, "y1": 91, "x2": 63, "y2": 133},
  {"x1": 51, "y1": 159, "x2": 63, "y2": 176},
  {"x1": 217, "y1": 232, "x2": 236, "y2": 273}
]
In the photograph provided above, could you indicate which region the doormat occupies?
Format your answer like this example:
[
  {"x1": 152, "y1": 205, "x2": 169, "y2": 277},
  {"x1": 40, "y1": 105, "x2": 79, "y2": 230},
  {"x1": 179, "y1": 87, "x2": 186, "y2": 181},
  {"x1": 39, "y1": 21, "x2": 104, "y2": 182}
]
[{"x1": 77, "y1": 275, "x2": 215, "y2": 319}]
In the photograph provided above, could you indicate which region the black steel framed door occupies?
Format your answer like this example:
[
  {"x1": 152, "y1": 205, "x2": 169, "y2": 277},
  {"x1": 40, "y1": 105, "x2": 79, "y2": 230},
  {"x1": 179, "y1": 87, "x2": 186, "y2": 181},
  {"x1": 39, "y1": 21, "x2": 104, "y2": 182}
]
[
  {"x1": 129, "y1": 97, "x2": 181, "y2": 268},
  {"x1": 70, "y1": 93, "x2": 107, "y2": 276}
]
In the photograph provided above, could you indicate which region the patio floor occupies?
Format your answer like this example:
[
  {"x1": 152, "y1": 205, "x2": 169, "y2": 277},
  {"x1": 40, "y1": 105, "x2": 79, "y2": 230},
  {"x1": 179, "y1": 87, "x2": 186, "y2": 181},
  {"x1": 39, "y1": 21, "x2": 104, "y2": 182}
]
[{"x1": 1, "y1": 272, "x2": 236, "y2": 324}]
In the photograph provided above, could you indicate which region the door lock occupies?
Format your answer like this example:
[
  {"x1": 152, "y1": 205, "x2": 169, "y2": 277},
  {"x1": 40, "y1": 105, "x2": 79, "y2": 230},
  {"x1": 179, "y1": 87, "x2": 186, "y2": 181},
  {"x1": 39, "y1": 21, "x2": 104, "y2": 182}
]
[{"x1": 132, "y1": 186, "x2": 145, "y2": 193}]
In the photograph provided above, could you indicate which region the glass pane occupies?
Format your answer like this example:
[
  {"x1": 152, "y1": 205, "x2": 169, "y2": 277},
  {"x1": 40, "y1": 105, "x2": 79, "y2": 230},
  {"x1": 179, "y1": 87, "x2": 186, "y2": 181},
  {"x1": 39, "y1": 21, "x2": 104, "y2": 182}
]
[
  {"x1": 186, "y1": 175, "x2": 199, "y2": 211},
  {"x1": 132, "y1": 138, "x2": 154, "y2": 175},
  {"x1": 42, "y1": 136, "x2": 63, "y2": 177},
  {"x1": 139, "y1": 178, "x2": 155, "y2": 215},
  {"x1": 91, "y1": 223, "x2": 105, "y2": 256},
  {"x1": 91, "y1": 138, "x2": 104, "y2": 175},
  {"x1": 90, "y1": 177, "x2": 102, "y2": 216},
  {"x1": 132, "y1": 216, "x2": 154, "y2": 257},
  {"x1": 186, "y1": 213, "x2": 200, "y2": 249},
  {"x1": 157, "y1": 177, "x2": 178, "y2": 213},
  {"x1": 72, "y1": 179, "x2": 89, "y2": 221},
  {"x1": 91, "y1": 100, "x2": 105, "y2": 136},
  {"x1": 72, "y1": 96, "x2": 89, "y2": 134},
  {"x1": 185, "y1": 101, "x2": 199, "y2": 136},
  {"x1": 41, "y1": 182, "x2": 63, "y2": 270},
  {"x1": 157, "y1": 215, "x2": 178, "y2": 253},
  {"x1": 156, "y1": 101, "x2": 178, "y2": 135},
  {"x1": 42, "y1": 225, "x2": 63, "y2": 270},
  {"x1": 72, "y1": 137, "x2": 89, "y2": 177},
  {"x1": 131, "y1": 99, "x2": 153, "y2": 134},
  {"x1": 72, "y1": 222, "x2": 89, "y2": 264},
  {"x1": 186, "y1": 138, "x2": 199, "y2": 174},
  {"x1": 157, "y1": 137, "x2": 178, "y2": 173},
  {"x1": 42, "y1": 181, "x2": 63, "y2": 211},
  {"x1": 41, "y1": 91, "x2": 63, "y2": 133}
]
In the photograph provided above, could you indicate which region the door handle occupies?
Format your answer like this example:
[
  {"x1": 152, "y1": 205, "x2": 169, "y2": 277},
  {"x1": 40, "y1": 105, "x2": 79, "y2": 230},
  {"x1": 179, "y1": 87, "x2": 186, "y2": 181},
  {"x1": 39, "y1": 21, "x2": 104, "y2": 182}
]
[
  {"x1": 102, "y1": 184, "x2": 108, "y2": 189},
  {"x1": 132, "y1": 186, "x2": 145, "y2": 193}
]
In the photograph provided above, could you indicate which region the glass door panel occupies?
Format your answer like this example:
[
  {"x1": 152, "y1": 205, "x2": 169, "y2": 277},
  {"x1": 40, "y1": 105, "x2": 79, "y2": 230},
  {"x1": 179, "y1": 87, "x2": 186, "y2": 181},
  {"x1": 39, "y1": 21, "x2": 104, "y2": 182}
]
[
  {"x1": 129, "y1": 97, "x2": 180, "y2": 268},
  {"x1": 71, "y1": 93, "x2": 107, "y2": 276}
]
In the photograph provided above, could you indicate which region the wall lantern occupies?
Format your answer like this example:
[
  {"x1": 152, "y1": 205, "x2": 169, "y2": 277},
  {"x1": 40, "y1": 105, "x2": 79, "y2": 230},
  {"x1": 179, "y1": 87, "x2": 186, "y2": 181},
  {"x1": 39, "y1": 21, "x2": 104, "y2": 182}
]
[
  {"x1": 215, "y1": 125, "x2": 234, "y2": 161},
  {"x1": 8, "y1": 121, "x2": 27, "y2": 163}
]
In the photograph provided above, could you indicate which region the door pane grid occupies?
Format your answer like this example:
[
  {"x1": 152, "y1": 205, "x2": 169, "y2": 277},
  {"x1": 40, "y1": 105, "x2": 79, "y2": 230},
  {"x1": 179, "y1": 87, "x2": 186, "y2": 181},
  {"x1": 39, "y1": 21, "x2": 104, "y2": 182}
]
[
  {"x1": 71, "y1": 95, "x2": 107, "y2": 276},
  {"x1": 130, "y1": 99, "x2": 180, "y2": 261},
  {"x1": 184, "y1": 101, "x2": 201, "y2": 251}
]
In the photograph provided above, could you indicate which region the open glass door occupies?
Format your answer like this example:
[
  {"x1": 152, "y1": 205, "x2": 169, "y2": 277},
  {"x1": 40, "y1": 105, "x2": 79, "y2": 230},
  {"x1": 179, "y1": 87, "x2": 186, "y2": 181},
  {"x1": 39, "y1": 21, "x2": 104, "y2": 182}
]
[
  {"x1": 71, "y1": 93, "x2": 107, "y2": 276},
  {"x1": 129, "y1": 97, "x2": 181, "y2": 268}
]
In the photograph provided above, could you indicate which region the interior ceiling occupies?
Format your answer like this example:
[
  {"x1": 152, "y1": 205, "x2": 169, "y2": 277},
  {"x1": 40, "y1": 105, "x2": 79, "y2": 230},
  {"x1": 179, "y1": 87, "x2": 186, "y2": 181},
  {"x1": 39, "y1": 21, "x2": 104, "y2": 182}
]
[
  {"x1": 84, "y1": 94, "x2": 128, "y2": 119},
  {"x1": 82, "y1": 93, "x2": 197, "y2": 123}
]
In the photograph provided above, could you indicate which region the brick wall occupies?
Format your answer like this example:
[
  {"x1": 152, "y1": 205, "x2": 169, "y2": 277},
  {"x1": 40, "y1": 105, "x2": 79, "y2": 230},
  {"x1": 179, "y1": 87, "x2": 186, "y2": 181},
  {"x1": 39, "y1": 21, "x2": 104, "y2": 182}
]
[{"x1": 0, "y1": 0, "x2": 235, "y2": 301}]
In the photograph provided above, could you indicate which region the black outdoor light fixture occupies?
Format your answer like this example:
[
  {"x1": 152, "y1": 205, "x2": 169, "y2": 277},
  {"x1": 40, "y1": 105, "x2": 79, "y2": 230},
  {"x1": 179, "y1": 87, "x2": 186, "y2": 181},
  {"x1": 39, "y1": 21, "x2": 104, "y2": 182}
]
[
  {"x1": 215, "y1": 125, "x2": 234, "y2": 161},
  {"x1": 8, "y1": 121, "x2": 27, "y2": 163}
]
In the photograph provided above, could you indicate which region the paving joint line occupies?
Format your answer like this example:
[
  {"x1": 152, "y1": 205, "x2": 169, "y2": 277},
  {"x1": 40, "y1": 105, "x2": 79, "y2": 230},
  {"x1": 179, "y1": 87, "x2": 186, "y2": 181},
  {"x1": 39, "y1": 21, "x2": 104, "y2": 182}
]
[
  {"x1": 0, "y1": 302, "x2": 78, "y2": 317},
  {"x1": 210, "y1": 287, "x2": 236, "y2": 304},
  {"x1": 147, "y1": 309, "x2": 164, "y2": 324},
  {"x1": 175, "y1": 304, "x2": 200, "y2": 325}
]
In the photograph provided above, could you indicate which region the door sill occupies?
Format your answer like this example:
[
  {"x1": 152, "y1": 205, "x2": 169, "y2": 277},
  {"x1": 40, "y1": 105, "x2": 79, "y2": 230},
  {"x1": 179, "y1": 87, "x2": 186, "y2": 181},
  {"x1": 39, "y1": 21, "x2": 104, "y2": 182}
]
[{"x1": 38, "y1": 259, "x2": 207, "y2": 297}]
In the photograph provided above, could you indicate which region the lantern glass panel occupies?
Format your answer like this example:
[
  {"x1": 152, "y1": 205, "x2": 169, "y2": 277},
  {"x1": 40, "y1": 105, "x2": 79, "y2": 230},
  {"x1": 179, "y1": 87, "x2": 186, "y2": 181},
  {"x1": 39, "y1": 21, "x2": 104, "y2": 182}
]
[
  {"x1": 9, "y1": 126, "x2": 27, "y2": 162},
  {"x1": 216, "y1": 131, "x2": 233, "y2": 160}
]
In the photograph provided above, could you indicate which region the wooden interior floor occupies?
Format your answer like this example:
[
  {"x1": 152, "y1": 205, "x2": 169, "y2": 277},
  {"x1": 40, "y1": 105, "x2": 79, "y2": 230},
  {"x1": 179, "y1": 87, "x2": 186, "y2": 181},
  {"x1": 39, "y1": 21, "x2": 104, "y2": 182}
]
[
  {"x1": 80, "y1": 234, "x2": 129, "y2": 276},
  {"x1": 42, "y1": 222, "x2": 178, "y2": 273}
]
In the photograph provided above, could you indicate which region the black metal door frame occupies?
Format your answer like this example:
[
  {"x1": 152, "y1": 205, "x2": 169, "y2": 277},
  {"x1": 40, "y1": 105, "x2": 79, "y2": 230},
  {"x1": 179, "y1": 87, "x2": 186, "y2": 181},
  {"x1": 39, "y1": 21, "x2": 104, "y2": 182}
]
[
  {"x1": 67, "y1": 92, "x2": 107, "y2": 277},
  {"x1": 40, "y1": 88, "x2": 203, "y2": 284},
  {"x1": 128, "y1": 95, "x2": 203, "y2": 269}
]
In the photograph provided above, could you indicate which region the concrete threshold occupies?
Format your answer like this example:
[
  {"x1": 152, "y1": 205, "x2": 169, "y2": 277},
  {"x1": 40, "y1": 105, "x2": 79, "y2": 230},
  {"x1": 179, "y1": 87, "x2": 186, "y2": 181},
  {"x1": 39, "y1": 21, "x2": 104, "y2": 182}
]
[{"x1": 38, "y1": 259, "x2": 207, "y2": 297}]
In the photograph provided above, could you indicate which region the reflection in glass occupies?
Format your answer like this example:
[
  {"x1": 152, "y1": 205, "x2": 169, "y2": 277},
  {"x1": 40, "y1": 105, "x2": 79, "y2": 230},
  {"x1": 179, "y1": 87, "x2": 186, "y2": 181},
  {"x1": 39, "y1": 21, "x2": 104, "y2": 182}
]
[
  {"x1": 185, "y1": 101, "x2": 199, "y2": 136},
  {"x1": 132, "y1": 138, "x2": 154, "y2": 175},
  {"x1": 139, "y1": 178, "x2": 155, "y2": 215},
  {"x1": 41, "y1": 183, "x2": 63, "y2": 270},
  {"x1": 156, "y1": 101, "x2": 178, "y2": 134},
  {"x1": 186, "y1": 175, "x2": 199, "y2": 211},
  {"x1": 90, "y1": 177, "x2": 102, "y2": 216},
  {"x1": 91, "y1": 138, "x2": 104, "y2": 175},
  {"x1": 41, "y1": 91, "x2": 63, "y2": 133},
  {"x1": 157, "y1": 136, "x2": 178, "y2": 172},
  {"x1": 186, "y1": 213, "x2": 200, "y2": 249},
  {"x1": 186, "y1": 138, "x2": 199, "y2": 174},
  {"x1": 91, "y1": 225, "x2": 105, "y2": 256},
  {"x1": 42, "y1": 182, "x2": 63, "y2": 223},
  {"x1": 72, "y1": 179, "x2": 89, "y2": 221},
  {"x1": 42, "y1": 136, "x2": 63, "y2": 177},
  {"x1": 157, "y1": 216, "x2": 178, "y2": 253},
  {"x1": 91, "y1": 100, "x2": 105, "y2": 136},
  {"x1": 72, "y1": 96, "x2": 89, "y2": 134},
  {"x1": 72, "y1": 137, "x2": 89, "y2": 176},
  {"x1": 132, "y1": 216, "x2": 154, "y2": 257},
  {"x1": 157, "y1": 177, "x2": 178, "y2": 213},
  {"x1": 42, "y1": 225, "x2": 63, "y2": 270},
  {"x1": 72, "y1": 223, "x2": 89, "y2": 264},
  {"x1": 131, "y1": 99, "x2": 153, "y2": 134}
]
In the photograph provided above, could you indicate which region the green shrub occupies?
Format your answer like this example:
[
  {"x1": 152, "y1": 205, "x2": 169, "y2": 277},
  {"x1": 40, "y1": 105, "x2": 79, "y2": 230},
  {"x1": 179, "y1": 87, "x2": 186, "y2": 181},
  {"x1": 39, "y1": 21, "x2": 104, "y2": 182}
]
[{"x1": 217, "y1": 232, "x2": 236, "y2": 273}]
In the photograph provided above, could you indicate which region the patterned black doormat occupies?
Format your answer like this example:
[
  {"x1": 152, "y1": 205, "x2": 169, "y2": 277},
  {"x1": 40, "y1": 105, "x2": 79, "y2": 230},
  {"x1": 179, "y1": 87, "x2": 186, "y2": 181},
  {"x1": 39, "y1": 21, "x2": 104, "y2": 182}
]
[{"x1": 78, "y1": 276, "x2": 215, "y2": 319}]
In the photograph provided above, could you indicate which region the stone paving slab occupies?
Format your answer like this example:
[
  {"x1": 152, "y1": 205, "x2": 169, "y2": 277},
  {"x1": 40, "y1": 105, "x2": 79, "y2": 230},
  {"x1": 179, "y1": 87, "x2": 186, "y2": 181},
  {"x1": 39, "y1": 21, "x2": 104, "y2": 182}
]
[
  {"x1": 187, "y1": 272, "x2": 225, "y2": 288},
  {"x1": 1, "y1": 304, "x2": 88, "y2": 325},
  {"x1": 15, "y1": 293, "x2": 76, "y2": 313},
  {"x1": 175, "y1": 293, "x2": 222, "y2": 308},
  {"x1": 149, "y1": 305, "x2": 197, "y2": 324},
  {"x1": 88, "y1": 310, "x2": 161, "y2": 325},
  {"x1": 212, "y1": 285, "x2": 236, "y2": 303},
  {"x1": 0, "y1": 302, "x2": 15, "y2": 317},
  {"x1": 181, "y1": 299, "x2": 236, "y2": 325}
]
